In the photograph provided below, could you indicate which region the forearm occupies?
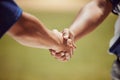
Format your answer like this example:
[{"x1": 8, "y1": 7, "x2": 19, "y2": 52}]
[
  {"x1": 69, "y1": 0, "x2": 112, "y2": 41},
  {"x1": 7, "y1": 12, "x2": 60, "y2": 50}
]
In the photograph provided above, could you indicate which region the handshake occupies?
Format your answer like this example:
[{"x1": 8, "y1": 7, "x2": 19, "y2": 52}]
[{"x1": 49, "y1": 28, "x2": 76, "y2": 62}]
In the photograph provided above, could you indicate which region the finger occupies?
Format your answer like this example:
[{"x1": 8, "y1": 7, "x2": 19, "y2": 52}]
[
  {"x1": 54, "y1": 52, "x2": 69, "y2": 62},
  {"x1": 62, "y1": 28, "x2": 70, "y2": 40},
  {"x1": 49, "y1": 50, "x2": 72, "y2": 62},
  {"x1": 62, "y1": 29, "x2": 69, "y2": 45},
  {"x1": 68, "y1": 48, "x2": 73, "y2": 58},
  {"x1": 57, "y1": 56, "x2": 66, "y2": 62},
  {"x1": 67, "y1": 39, "x2": 73, "y2": 47},
  {"x1": 67, "y1": 39, "x2": 76, "y2": 50},
  {"x1": 52, "y1": 53, "x2": 62, "y2": 59},
  {"x1": 61, "y1": 51, "x2": 71, "y2": 61},
  {"x1": 66, "y1": 45, "x2": 74, "y2": 58},
  {"x1": 51, "y1": 51, "x2": 65, "y2": 60},
  {"x1": 49, "y1": 49, "x2": 56, "y2": 56},
  {"x1": 55, "y1": 55, "x2": 66, "y2": 62},
  {"x1": 66, "y1": 39, "x2": 75, "y2": 56},
  {"x1": 65, "y1": 53, "x2": 71, "y2": 61},
  {"x1": 57, "y1": 55, "x2": 69, "y2": 62},
  {"x1": 73, "y1": 43, "x2": 76, "y2": 49},
  {"x1": 64, "y1": 38, "x2": 75, "y2": 58},
  {"x1": 70, "y1": 47, "x2": 74, "y2": 57},
  {"x1": 49, "y1": 49, "x2": 68, "y2": 62},
  {"x1": 49, "y1": 50, "x2": 66, "y2": 58}
]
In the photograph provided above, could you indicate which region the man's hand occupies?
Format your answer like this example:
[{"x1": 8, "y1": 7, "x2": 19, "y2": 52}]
[{"x1": 49, "y1": 29, "x2": 76, "y2": 62}]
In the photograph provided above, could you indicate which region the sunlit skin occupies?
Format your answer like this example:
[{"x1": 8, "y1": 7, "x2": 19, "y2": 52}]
[
  {"x1": 7, "y1": 12, "x2": 74, "y2": 58},
  {"x1": 50, "y1": 0, "x2": 112, "y2": 61}
]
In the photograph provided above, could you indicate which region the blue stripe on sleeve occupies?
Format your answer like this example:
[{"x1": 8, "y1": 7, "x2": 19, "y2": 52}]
[{"x1": 0, "y1": 0, "x2": 22, "y2": 38}]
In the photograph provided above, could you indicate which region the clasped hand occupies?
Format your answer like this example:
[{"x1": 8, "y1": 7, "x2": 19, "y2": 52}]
[{"x1": 49, "y1": 29, "x2": 76, "y2": 62}]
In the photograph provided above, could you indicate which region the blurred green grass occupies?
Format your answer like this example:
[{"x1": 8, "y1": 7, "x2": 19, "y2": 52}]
[{"x1": 0, "y1": 10, "x2": 117, "y2": 80}]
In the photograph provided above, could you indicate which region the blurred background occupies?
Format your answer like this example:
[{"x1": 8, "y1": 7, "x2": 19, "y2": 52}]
[{"x1": 0, "y1": 0, "x2": 117, "y2": 80}]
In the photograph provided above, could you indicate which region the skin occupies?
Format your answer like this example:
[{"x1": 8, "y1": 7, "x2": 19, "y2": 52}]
[
  {"x1": 51, "y1": 0, "x2": 113, "y2": 61},
  {"x1": 6, "y1": 0, "x2": 112, "y2": 62},
  {"x1": 7, "y1": 12, "x2": 72, "y2": 53},
  {"x1": 69, "y1": 0, "x2": 112, "y2": 41}
]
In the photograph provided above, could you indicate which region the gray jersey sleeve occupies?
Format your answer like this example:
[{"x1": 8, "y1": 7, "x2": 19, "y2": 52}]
[{"x1": 110, "y1": 0, "x2": 120, "y2": 15}]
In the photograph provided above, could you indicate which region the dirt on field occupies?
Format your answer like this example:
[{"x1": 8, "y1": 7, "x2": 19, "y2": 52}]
[{"x1": 17, "y1": 0, "x2": 90, "y2": 12}]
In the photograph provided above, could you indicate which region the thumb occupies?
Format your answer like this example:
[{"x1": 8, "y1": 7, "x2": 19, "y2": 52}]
[{"x1": 62, "y1": 28, "x2": 70, "y2": 40}]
